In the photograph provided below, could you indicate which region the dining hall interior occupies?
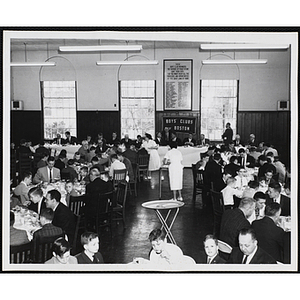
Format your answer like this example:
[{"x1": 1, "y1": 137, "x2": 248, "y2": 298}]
[{"x1": 3, "y1": 29, "x2": 298, "y2": 271}]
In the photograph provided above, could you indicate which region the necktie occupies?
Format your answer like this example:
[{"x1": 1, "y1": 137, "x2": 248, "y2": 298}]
[
  {"x1": 207, "y1": 257, "x2": 211, "y2": 264},
  {"x1": 49, "y1": 169, "x2": 52, "y2": 182},
  {"x1": 242, "y1": 255, "x2": 248, "y2": 264},
  {"x1": 92, "y1": 255, "x2": 97, "y2": 263}
]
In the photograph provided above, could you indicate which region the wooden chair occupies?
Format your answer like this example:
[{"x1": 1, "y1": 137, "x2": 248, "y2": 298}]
[
  {"x1": 210, "y1": 190, "x2": 225, "y2": 238},
  {"x1": 95, "y1": 191, "x2": 114, "y2": 237},
  {"x1": 136, "y1": 153, "x2": 149, "y2": 181},
  {"x1": 112, "y1": 169, "x2": 127, "y2": 190},
  {"x1": 32, "y1": 234, "x2": 64, "y2": 263},
  {"x1": 112, "y1": 181, "x2": 128, "y2": 228},
  {"x1": 10, "y1": 242, "x2": 33, "y2": 263},
  {"x1": 18, "y1": 153, "x2": 33, "y2": 179},
  {"x1": 128, "y1": 162, "x2": 138, "y2": 197},
  {"x1": 191, "y1": 164, "x2": 205, "y2": 202},
  {"x1": 217, "y1": 239, "x2": 232, "y2": 262},
  {"x1": 69, "y1": 195, "x2": 86, "y2": 254}
]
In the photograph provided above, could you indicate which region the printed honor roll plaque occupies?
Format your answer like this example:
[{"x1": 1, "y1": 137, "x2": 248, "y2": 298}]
[{"x1": 164, "y1": 59, "x2": 193, "y2": 111}]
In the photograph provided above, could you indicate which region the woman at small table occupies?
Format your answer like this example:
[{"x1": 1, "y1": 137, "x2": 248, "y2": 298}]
[
  {"x1": 163, "y1": 141, "x2": 184, "y2": 201},
  {"x1": 142, "y1": 133, "x2": 161, "y2": 179}
]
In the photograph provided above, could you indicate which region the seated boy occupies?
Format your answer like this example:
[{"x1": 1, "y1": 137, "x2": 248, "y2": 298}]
[
  {"x1": 203, "y1": 234, "x2": 226, "y2": 264},
  {"x1": 221, "y1": 177, "x2": 243, "y2": 210},
  {"x1": 75, "y1": 232, "x2": 104, "y2": 264},
  {"x1": 65, "y1": 181, "x2": 80, "y2": 207}
]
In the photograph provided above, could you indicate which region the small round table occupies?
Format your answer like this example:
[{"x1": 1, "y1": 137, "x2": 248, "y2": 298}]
[{"x1": 142, "y1": 200, "x2": 184, "y2": 245}]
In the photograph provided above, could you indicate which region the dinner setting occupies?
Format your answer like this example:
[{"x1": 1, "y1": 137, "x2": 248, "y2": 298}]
[{"x1": 5, "y1": 29, "x2": 296, "y2": 271}]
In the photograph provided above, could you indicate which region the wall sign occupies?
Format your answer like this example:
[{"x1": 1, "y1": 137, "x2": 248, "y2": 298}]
[
  {"x1": 163, "y1": 59, "x2": 193, "y2": 110},
  {"x1": 163, "y1": 116, "x2": 196, "y2": 133}
]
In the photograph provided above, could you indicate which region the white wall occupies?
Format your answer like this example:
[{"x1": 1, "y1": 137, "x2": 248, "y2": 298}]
[{"x1": 11, "y1": 45, "x2": 290, "y2": 112}]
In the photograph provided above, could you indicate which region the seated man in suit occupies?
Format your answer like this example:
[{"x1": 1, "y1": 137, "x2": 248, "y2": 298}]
[
  {"x1": 33, "y1": 156, "x2": 61, "y2": 184},
  {"x1": 224, "y1": 155, "x2": 240, "y2": 177},
  {"x1": 220, "y1": 197, "x2": 255, "y2": 248},
  {"x1": 252, "y1": 202, "x2": 285, "y2": 262},
  {"x1": 233, "y1": 134, "x2": 244, "y2": 147},
  {"x1": 33, "y1": 208, "x2": 64, "y2": 241},
  {"x1": 266, "y1": 181, "x2": 290, "y2": 216},
  {"x1": 10, "y1": 211, "x2": 30, "y2": 246},
  {"x1": 246, "y1": 133, "x2": 257, "y2": 147},
  {"x1": 237, "y1": 148, "x2": 255, "y2": 168},
  {"x1": 120, "y1": 134, "x2": 132, "y2": 150},
  {"x1": 123, "y1": 143, "x2": 138, "y2": 165},
  {"x1": 258, "y1": 155, "x2": 276, "y2": 178},
  {"x1": 84, "y1": 167, "x2": 114, "y2": 229},
  {"x1": 228, "y1": 227, "x2": 276, "y2": 264},
  {"x1": 170, "y1": 131, "x2": 182, "y2": 146},
  {"x1": 61, "y1": 159, "x2": 79, "y2": 182},
  {"x1": 183, "y1": 133, "x2": 196, "y2": 147},
  {"x1": 197, "y1": 134, "x2": 210, "y2": 146},
  {"x1": 64, "y1": 131, "x2": 77, "y2": 145},
  {"x1": 13, "y1": 170, "x2": 32, "y2": 206},
  {"x1": 28, "y1": 186, "x2": 47, "y2": 214},
  {"x1": 77, "y1": 140, "x2": 90, "y2": 162},
  {"x1": 52, "y1": 133, "x2": 63, "y2": 145},
  {"x1": 45, "y1": 189, "x2": 76, "y2": 245}
]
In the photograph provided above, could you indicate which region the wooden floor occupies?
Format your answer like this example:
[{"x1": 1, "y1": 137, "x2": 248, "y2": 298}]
[{"x1": 73, "y1": 168, "x2": 214, "y2": 264}]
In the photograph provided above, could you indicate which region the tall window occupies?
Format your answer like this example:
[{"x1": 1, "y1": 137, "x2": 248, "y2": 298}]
[
  {"x1": 120, "y1": 80, "x2": 155, "y2": 138},
  {"x1": 41, "y1": 81, "x2": 77, "y2": 140},
  {"x1": 200, "y1": 80, "x2": 238, "y2": 141}
]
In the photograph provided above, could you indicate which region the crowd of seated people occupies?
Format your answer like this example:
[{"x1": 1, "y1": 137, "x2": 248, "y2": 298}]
[{"x1": 9, "y1": 129, "x2": 291, "y2": 266}]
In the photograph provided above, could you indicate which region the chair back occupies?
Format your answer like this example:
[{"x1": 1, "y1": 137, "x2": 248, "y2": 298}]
[
  {"x1": 217, "y1": 240, "x2": 233, "y2": 254},
  {"x1": 18, "y1": 153, "x2": 33, "y2": 175},
  {"x1": 210, "y1": 190, "x2": 225, "y2": 216},
  {"x1": 113, "y1": 169, "x2": 127, "y2": 188},
  {"x1": 116, "y1": 181, "x2": 128, "y2": 207},
  {"x1": 192, "y1": 164, "x2": 204, "y2": 187},
  {"x1": 137, "y1": 154, "x2": 149, "y2": 169},
  {"x1": 69, "y1": 195, "x2": 86, "y2": 216},
  {"x1": 10, "y1": 242, "x2": 32, "y2": 263},
  {"x1": 32, "y1": 234, "x2": 64, "y2": 263}
]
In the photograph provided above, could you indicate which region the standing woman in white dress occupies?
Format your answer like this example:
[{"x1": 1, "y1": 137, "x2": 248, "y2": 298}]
[
  {"x1": 163, "y1": 141, "x2": 184, "y2": 201},
  {"x1": 142, "y1": 133, "x2": 161, "y2": 179}
]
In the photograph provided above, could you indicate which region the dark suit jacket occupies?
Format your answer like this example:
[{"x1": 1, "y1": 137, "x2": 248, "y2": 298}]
[
  {"x1": 61, "y1": 166, "x2": 78, "y2": 181},
  {"x1": 252, "y1": 217, "x2": 285, "y2": 262},
  {"x1": 197, "y1": 138, "x2": 210, "y2": 146},
  {"x1": 228, "y1": 247, "x2": 277, "y2": 264},
  {"x1": 265, "y1": 194, "x2": 290, "y2": 217},
  {"x1": 222, "y1": 128, "x2": 233, "y2": 145},
  {"x1": 28, "y1": 197, "x2": 47, "y2": 214},
  {"x1": 220, "y1": 208, "x2": 251, "y2": 248},
  {"x1": 120, "y1": 138, "x2": 132, "y2": 149},
  {"x1": 63, "y1": 136, "x2": 77, "y2": 145},
  {"x1": 76, "y1": 251, "x2": 104, "y2": 264},
  {"x1": 182, "y1": 138, "x2": 196, "y2": 146},
  {"x1": 258, "y1": 163, "x2": 277, "y2": 178},
  {"x1": 123, "y1": 148, "x2": 138, "y2": 165},
  {"x1": 52, "y1": 137, "x2": 63, "y2": 145},
  {"x1": 237, "y1": 155, "x2": 255, "y2": 168},
  {"x1": 224, "y1": 163, "x2": 240, "y2": 177},
  {"x1": 52, "y1": 203, "x2": 76, "y2": 244},
  {"x1": 35, "y1": 146, "x2": 50, "y2": 156},
  {"x1": 84, "y1": 177, "x2": 114, "y2": 217},
  {"x1": 54, "y1": 158, "x2": 66, "y2": 171},
  {"x1": 204, "y1": 160, "x2": 223, "y2": 187},
  {"x1": 33, "y1": 223, "x2": 64, "y2": 241},
  {"x1": 161, "y1": 131, "x2": 172, "y2": 146}
]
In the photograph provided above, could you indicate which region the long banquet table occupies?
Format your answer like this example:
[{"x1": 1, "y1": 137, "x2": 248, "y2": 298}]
[{"x1": 46, "y1": 144, "x2": 208, "y2": 167}]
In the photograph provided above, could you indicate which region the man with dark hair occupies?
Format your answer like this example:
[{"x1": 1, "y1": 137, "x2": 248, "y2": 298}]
[
  {"x1": 251, "y1": 203, "x2": 285, "y2": 262},
  {"x1": 13, "y1": 170, "x2": 32, "y2": 205},
  {"x1": 258, "y1": 154, "x2": 276, "y2": 178},
  {"x1": 228, "y1": 227, "x2": 276, "y2": 264},
  {"x1": 35, "y1": 140, "x2": 50, "y2": 156},
  {"x1": 224, "y1": 155, "x2": 240, "y2": 177},
  {"x1": 33, "y1": 208, "x2": 64, "y2": 241},
  {"x1": 266, "y1": 182, "x2": 290, "y2": 216},
  {"x1": 64, "y1": 131, "x2": 77, "y2": 145},
  {"x1": 33, "y1": 156, "x2": 61, "y2": 184},
  {"x1": 10, "y1": 211, "x2": 30, "y2": 246},
  {"x1": 221, "y1": 122, "x2": 233, "y2": 146},
  {"x1": 220, "y1": 197, "x2": 255, "y2": 247},
  {"x1": 61, "y1": 159, "x2": 78, "y2": 181},
  {"x1": 28, "y1": 186, "x2": 47, "y2": 214},
  {"x1": 204, "y1": 152, "x2": 223, "y2": 189},
  {"x1": 45, "y1": 189, "x2": 75, "y2": 244},
  {"x1": 36, "y1": 152, "x2": 49, "y2": 169},
  {"x1": 237, "y1": 148, "x2": 255, "y2": 168}
]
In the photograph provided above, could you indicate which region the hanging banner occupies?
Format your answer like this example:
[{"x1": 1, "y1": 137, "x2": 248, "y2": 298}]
[{"x1": 163, "y1": 116, "x2": 196, "y2": 133}]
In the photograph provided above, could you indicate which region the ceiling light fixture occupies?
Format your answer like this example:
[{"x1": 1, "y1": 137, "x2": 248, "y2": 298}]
[
  {"x1": 96, "y1": 60, "x2": 159, "y2": 66},
  {"x1": 10, "y1": 62, "x2": 56, "y2": 67},
  {"x1": 200, "y1": 44, "x2": 289, "y2": 50},
  {"x1": 201, "y1": 59, "x2": 267, "y2": 65},
  {"x1": 59, "y1": 45, "x2": 143, "y2": 52}
]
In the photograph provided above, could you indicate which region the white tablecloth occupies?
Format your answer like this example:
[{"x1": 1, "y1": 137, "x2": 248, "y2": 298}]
[
  {"x1": 46, "y1": 144, "x2": 80, "y2": 159},
  {"x1": 158, "y1": 146, "x2": 208, "y2": 167}
]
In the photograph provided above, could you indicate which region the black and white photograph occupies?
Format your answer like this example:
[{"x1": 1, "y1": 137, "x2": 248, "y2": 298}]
[{"x1": 2, "y1": 27, "x2": 298, "y2": 277}]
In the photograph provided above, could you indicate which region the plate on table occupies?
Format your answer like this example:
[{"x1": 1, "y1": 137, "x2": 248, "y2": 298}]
[{"x1": 142, "y1": 200, "x2": 184, "y2": 209}]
